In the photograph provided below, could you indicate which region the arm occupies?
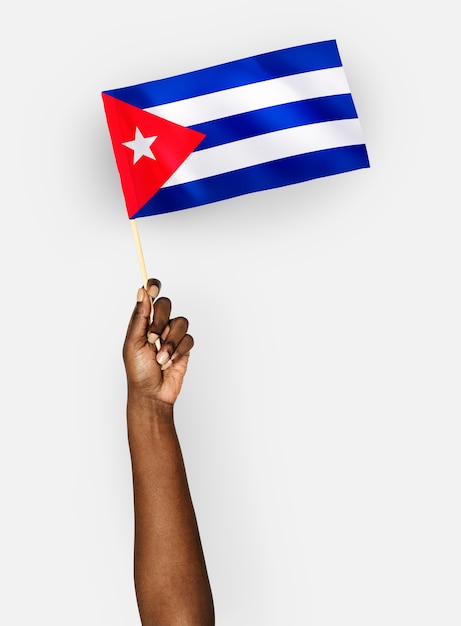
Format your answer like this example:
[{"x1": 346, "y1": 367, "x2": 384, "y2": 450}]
[{"x1": 123, "y1": 279, "x2": 214, "y2": 626}]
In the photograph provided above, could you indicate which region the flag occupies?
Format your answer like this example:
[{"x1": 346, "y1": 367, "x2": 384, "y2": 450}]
[{"x1": 102, "y1": 40, "x2": 369, "y2": 219}]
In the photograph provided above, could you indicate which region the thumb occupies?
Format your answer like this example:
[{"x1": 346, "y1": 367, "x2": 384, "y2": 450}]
[{"x1": 124, "y1": 287, "x2": 152, "y2": 349}]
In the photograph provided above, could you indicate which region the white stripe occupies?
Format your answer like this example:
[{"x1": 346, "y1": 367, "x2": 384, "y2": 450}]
[
  {"x1": 162, "y1": 118, "x2": 365, "y2": 188},
  {"x1": 146, "y1": 67, "x2": 350, "y2": 127}
]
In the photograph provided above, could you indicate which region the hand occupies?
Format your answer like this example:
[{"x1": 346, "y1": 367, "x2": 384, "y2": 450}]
[{"x1": 123, "y1": 278, "x2": 194, "y2": 407}]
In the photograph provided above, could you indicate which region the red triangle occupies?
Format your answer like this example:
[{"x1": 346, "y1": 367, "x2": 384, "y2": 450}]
[{"x1": 102, "y1": 93, "x2": 205, "y2": 218}]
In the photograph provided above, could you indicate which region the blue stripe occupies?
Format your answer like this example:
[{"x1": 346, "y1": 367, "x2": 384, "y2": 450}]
[
  {"x1": 131, "y1": 145, "x2": 370, "y2": 218},
  {"x1": 103, "y1": 40, "x2": 341, "y2": 109},
  {"x1": 191, "y1": 94, "x2": 358, "y2": 151}
]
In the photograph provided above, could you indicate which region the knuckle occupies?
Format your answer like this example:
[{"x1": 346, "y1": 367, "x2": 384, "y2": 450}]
[
  {"x1": 172, "y1": 316, "x2": 189, "y2": 331},
  {"x1": 154, "y1": 296, "x2": 171, "y2": 308}
]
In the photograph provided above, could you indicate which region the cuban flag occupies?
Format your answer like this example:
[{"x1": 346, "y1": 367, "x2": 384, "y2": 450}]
[{"x1": 102, "y1": 40, "x2": 369, "y2": 219}]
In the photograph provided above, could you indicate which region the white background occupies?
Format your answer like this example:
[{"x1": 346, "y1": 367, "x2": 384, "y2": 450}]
[{"x1": 1, "y1": 1, "x2": 460, "y2": 624}]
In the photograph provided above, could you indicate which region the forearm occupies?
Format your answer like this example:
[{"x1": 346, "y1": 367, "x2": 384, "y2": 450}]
[{"x1": 127, "y1": 392, "x2": 214, "y2": 626}]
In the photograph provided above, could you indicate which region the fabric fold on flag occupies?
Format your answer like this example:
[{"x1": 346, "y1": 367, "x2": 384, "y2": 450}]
[{"x1": 102, "y1": 40, "x2": 369, "y2": 219}]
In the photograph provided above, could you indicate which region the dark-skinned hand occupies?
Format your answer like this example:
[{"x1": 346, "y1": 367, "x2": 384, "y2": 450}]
[{"x1": 123, "y1": 278, "x2": 194, "y2": 407}]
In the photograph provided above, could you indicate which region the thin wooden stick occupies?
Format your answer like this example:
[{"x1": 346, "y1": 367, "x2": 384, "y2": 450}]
[
  {"x1": 130, "y1": 219, "x2": 148, "y2": 288},
  {"x1": 130, "y1": 219, "x2": 159, "y2": 346}
]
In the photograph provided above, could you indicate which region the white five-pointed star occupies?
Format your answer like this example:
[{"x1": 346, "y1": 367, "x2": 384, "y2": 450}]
[{"x1": 122, "y1": 127, "x2": 158, "y2": 164}]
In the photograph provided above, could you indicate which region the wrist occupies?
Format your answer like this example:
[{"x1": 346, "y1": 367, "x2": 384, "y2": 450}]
[{"x1": 127, "y1": 387, "x2": 174, "y2": 423}]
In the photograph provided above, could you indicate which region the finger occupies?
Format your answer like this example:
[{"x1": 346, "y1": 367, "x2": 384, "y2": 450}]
[
  {"x1": 160, "y1": 333, "x2": 194, "y2": 370},
  {"x1": 156, "y1": 317, "x2": 189, "y2": 366},
  {"x1": 124, "y1": 287, "x2": 152, "y2": 350},
  {"x1": 172, "y1": 333, "x2": 194, "y2": 361},
  {"x1": 146, "y1": 278, "x2": 161, "y2": 301},
  {"x1": 160, "y1": 324, "x2": 170, "y2": 341},
  {"x1": 147, "y1": 297, "x2": 171, "y2": 344}
]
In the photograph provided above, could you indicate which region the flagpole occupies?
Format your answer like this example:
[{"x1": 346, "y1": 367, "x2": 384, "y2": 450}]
[
  {"x1": 130, "y1": 220, "x2": 159, "y2": 346},
  {"x1": 130, "y1": 219, "x2": 148, "y2": 288}
]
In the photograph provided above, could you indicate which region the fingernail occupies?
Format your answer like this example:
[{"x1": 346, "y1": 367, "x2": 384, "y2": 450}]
[
  {"x1": 147, "y1": 332, "x2": 159, "y2": 345},
  {"x1": 156, "y1": 351, "x2": 170, "y2": 366},
  {"x1": 147, "y1": 284, "x2": 159, "y2": 299},
  {"x1": 137, "y1": 288, "x2": 145, "y2": 303},
  {"x1": 161, "y1": 359, "x2": 173, "y2": 371}
]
